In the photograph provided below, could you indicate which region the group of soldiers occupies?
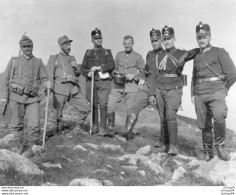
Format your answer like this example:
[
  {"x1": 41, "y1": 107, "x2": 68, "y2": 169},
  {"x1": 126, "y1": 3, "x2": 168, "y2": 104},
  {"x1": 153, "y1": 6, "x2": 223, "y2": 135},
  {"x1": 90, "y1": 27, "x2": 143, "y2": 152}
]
[{"x1": 0, "y1": 21, "x2": 236, "y2": 162}]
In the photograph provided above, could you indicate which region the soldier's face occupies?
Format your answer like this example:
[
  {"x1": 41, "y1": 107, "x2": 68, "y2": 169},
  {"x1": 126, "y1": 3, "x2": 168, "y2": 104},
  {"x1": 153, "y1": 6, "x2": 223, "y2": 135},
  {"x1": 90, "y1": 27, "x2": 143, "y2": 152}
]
[
  {"x1": 123, "y1": 38, "x2": 134, "y2": 52},
  {"x1": 197, "y1": 35, "x2": 211, "y2": 49},
  {"x1": 162, "y1": 37, "x2": 175, "y2": 49},
  {"x1": 60, "y1": 42, "x2": 71, "y2": 54},
  {"x1": 92, "y1": 37, "x2": 103, "y2": 47},
  {"x1": 151, "y1": 39, "x2": 161, "y2": 50},
  {"x1": 21, "y1": 45, "x2": 33, "y2": 57}
]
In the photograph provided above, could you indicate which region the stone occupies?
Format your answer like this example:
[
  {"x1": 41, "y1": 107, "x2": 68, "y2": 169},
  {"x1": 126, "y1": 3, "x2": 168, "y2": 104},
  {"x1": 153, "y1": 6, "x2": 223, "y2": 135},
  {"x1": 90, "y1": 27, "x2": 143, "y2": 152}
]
[
  {"x1": 0, "y1": 134, "x2": 14, "y2": 146},
  {"x1": 42, "y1": 162, "x2": 62, "y2": 169},
  {"x1": 73, "y1": 145, "x2": 87, "y2": 152},
  {"x1": 194, "y1": 152, "x2": 236, "y2": 186},
  {"x1": 92, "y1": 169, "x2": 109, "y2": 174},
  {"x1": 32, "y1": 145, "x2": 45, "y2": 154},
  {"x1": 101, "y1": 144, "x2": 124, "y2": 152},
  {"x1": 188, "y1": 159, "x2": 201, "y2": 168},
  {"x1": 172, "y1": 159, "x2": 183, "y2": 167},
  {"x1": 69, "y1": 178, "x2": 103, "y2": 186},
  {"x1": 102, "y1": 180, "x2": 114, "y2": 186},
  {"x1": 136, "y1": 145, "x2": 152, "y2": 156},
  {"x1": 121, "y1": 165, "x2": 138, "y2": 172},
  {"x1": 139, "y1": 156, "x2": 163, "y2": 176},
  {"x1": 115, "y1": 135, "x2": 127, "y2": 142},
  {"x1": 138, "y1": 170, "x2": 146, "y2": 177},
  {"x1": 171, "y1": 167, "x2": 187, "y2": 181},
  {"x1": 149, "y1": 153, "x2": 162, "y2": 165},
  {"x1": 85, "y1": 143, "x2": 98, "y2": 150},
  {"x1": 177, "y1": 154, "x2": 197, "y2": 161},
  {"x1": 0, "y1": 149, "x2": 43, "y2": 175}
]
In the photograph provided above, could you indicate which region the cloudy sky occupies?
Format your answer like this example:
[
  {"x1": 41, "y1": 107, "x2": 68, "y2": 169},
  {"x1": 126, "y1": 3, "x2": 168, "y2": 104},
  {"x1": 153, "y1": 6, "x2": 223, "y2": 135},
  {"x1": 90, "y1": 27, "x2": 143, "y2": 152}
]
[{"x1": 0, "y1": 0, "x2": 236, "y2": 129}]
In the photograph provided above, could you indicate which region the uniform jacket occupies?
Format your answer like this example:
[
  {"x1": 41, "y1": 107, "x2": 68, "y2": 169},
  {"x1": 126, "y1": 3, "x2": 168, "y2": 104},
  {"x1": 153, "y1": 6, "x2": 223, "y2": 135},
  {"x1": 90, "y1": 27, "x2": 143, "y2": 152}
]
[
  {"x1": 46, "y1": 52, "x2": 80, "y2": 96},
  {"x1": 191, "y1": 46, "x2": 236, "y2": 96},
  {"x1": 143, "y1": 48, "x2": 163, "y2": 96},
  {"x1": 81, "y1": 47, "x2": 115, "y2": 81},
  {"x1": 0, "y1": 55, "x2": 48, "y2": 103},
  {"x1": 113, "y1": 50, "x2": 145, "y2": 92}
]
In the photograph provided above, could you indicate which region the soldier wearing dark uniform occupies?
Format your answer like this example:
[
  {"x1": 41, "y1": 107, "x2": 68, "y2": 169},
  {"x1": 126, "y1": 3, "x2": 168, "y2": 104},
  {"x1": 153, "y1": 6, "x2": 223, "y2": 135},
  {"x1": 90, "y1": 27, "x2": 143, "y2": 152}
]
[
  {"x1": 107, "y1": 35, "x2": 145, "y2": 135},
  {"x1": 81, "y1": 28, "x2": 115, "y2": 135},
  {"x1": 148, "y1": 25, "x2": 188, "y2": 156},
  {"x1": 46, "y1": 35, "x2": 90, "y2": 134},
  {"x1": 0, "y1": 35, "x2": 52, "y2": 157},
  {"x1": 180, "y1": 22, "x2": 236, "y2": 161},
  {"x1": 121, "y1": 29, "x2": 163, "y2": 140}
]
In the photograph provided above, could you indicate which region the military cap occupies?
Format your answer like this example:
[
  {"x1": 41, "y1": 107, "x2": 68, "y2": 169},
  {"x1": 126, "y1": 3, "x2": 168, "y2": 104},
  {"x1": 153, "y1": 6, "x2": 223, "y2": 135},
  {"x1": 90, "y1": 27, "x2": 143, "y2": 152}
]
[
  {"x1": 57, "y1": 35, "x2": 73, "y2": 45},
  {"x1": 91, "y1": 28, "x2": 102, "y2": 38},
  {"x1": 19, "y1": 35, "x2": 33, "y2": 46},
  {"x1": 196, "y1": 22, "x2": 211, "y2": 37},
  {"x1": 150, "y1": 28, "x2": 161, "y2": 40},
  {"x1": 162, "y1": 25, "x2": 175, "y2": 38}
]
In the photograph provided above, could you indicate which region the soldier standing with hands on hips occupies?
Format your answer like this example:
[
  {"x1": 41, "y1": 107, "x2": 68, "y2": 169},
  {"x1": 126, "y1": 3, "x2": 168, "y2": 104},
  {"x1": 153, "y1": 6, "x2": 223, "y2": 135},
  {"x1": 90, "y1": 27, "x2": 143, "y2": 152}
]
[
  {"x1": 179, "y1": 22, "x2": 236, "y2": 161},
  {"x1": 46, "y1": 35, "x2": 90, "y2": 134},
  {"x1": 0, "y1": 35, "x2": 52, "y2": 158},
  {"x1": 81, "y1": 28, "x2": 115, "y2": 135}
]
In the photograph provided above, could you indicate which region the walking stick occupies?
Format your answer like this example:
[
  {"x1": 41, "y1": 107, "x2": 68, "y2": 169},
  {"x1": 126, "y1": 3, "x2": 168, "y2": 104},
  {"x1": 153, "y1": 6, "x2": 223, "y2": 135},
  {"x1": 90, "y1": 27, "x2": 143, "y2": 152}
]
[
  {"x1": 42, "y1": 88, "x2": 50, "y2": 148},
  {"x1": 89, "y1": 74, "x2": 94, "y2": 136}
]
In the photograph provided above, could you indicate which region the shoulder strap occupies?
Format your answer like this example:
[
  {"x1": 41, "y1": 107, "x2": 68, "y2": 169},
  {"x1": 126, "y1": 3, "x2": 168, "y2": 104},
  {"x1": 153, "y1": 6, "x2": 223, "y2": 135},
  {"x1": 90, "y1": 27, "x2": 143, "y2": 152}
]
[
  {"x1": 29, "y1": 57, "x2": 35, "y2": 84},
  {"x1": 9, "y1": 59, "x2": 16, "y2": 87}
]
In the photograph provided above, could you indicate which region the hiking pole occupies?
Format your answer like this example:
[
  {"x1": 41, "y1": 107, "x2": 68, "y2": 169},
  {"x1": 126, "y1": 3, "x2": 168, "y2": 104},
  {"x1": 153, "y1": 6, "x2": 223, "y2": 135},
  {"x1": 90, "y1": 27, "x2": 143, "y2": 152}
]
[
  {"x1": 89, "y1": 74, "x2": 94, "y2": 136},
  {"x1": 42, "y1": 88, "x2": 50, "y2": 148}
]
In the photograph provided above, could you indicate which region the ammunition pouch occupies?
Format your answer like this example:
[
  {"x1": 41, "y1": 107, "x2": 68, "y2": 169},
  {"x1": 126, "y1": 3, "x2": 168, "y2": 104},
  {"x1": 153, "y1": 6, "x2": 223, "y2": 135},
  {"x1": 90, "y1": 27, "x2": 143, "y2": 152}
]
[
  {"x1": 60, "y1": 75, "x2": 79, "y2": 85},
  {"x1": 181, "y1": 74, "x2": 187, "y2": 86},
  {"x1": 10, "y1": 83, "x2": 25, "y2": 95},
  {"x1": 24, "y1": 85, "x2": 39, "y2": 97}
]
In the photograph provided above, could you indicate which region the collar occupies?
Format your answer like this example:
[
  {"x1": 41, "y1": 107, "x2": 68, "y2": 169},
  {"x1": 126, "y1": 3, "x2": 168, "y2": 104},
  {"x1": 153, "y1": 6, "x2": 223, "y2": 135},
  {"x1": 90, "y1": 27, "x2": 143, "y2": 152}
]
[
  {"x1": 93, "y1": 46, "x2": 103, "y2": 50},
  {"x1": 166, "y1": 46, "x2": 176, "y2": 53},
  {"x1": 22, "y1": 54, "x2": 33, "y2": 60},
  {"x1": 200, "y1": 45, "x2": 212, "y2": 53},
  {"x1": 153, "y1": 48, "x2": 162, "y2": 53},
  {"x1": 125, "y1": 49, "x2": 133, "y2": 54},
  {"x1": 60, "y1": 51, "x2": 69, "y2": 56}
]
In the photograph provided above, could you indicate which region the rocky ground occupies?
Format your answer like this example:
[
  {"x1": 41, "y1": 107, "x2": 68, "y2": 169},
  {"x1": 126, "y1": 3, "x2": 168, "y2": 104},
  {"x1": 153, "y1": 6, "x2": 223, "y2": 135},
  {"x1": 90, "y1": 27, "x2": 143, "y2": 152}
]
[{"x1": 0, "y1": 95, "x2": 236, "y2": 186}]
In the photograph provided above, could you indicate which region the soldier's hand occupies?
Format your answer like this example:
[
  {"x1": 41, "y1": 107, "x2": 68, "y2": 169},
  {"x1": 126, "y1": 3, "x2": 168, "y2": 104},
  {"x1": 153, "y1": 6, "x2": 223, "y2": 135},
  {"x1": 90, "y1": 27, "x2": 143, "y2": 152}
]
[
  {"x1": 46, "y1": 81, "x2": 53, "y2": 89},
  {"x1": 126, "y1": 74, "x2": 135, "y2": 81},
  {"x1": 90, "y1": 66, "x2": 101, "y2": 72},
  {"x1": 191, "y1": 96, "x2": 195, "y2": 105},
  {"x1": 149, "y1": 96, "x2": 156, "y2": 105},
  {"x1": 176, "y1": 66, "x2": 183, "y2": 75},
  {"x1": 1, "y1": 99, "x2": 7, "y2": 105},
  {"x1": 138, "y1": 79, "x2": 145, "y2": 89},
  {"x1": 88, "y1": 71, "x2": 94, "y2": 77},
  {"x1": 178, "y1": 52, "x2": 189, "y2": 66}
]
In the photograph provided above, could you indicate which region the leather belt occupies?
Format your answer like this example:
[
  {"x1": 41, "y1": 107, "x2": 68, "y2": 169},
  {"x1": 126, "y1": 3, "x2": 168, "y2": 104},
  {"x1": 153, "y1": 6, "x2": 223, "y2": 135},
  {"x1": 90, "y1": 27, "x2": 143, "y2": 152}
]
[
  {"x1": 197, "y1": 77, "x2": 221, "y2": 84},
  {"x1": 159, "y1": 73, "x2": 178, "y2": 78}
]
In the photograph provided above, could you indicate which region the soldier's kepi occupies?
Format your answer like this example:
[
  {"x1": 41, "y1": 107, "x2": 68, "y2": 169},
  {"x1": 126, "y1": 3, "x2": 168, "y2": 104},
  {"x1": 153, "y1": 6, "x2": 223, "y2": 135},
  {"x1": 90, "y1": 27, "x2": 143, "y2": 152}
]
[
  {"x1": 0, "y1": 35, "x2": 52, "y2": 158},
  {"x1": 187, "y1": 22, "x2": 236, "y2": 161},
  {"x1": 46, "y1": 35, "x2": 90, "y2": 135}
]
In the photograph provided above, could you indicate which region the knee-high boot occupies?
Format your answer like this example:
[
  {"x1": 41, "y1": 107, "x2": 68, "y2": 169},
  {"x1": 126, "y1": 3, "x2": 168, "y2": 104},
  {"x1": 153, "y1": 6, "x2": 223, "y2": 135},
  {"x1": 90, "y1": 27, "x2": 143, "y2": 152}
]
[
  {"x1": 107, "y1": 112, "x2": 115, "y2": 132},
  {"x1": 123, "y1": 113, "x2": 138, "y2": 140},
  {"x1": 98, "y1": 107, "x2": 108, "y2": 136},
  {"x1": 167, "y1": 119, "x2": 178, "y2": 156},
  {"x1": 156, "y1": 120, "x2": 169, "y2": 153},
  {"x1": 202, "y1": 129, "x2": 214, "y2": 161},
  {"x1": 92, "y1": 107, "x2": 99, "y2": 134},
  {"x1": 214, "y1": 121, "x2": 231, "y2": 161}
]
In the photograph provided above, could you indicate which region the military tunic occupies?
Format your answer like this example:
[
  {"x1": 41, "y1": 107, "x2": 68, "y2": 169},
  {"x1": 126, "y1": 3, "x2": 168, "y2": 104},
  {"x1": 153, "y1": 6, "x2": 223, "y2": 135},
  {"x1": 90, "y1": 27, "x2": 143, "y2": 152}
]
[
  {"x1": 191, "y1": 46, "x2": 236, "y2": 129},
  {"x1": 0, "y1": 55, "x2": 49, "y2": 144},
  {"x1": 81, "y1": 47, "x2": 115, "y2": 128},
  {"x1": 107, "y1": 50, "x2": 145, "y2": 114},
  {"x1": 46, "y1": 52, "x2": 90, "y2": 128}
]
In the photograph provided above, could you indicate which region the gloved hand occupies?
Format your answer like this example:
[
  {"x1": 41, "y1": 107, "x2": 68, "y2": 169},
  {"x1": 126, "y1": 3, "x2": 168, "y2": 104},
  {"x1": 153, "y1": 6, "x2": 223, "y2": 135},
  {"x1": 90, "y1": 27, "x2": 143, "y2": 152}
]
[
  {"x1": 46, "y1": 81, "x2": 53, "y2": 89},
  {"x1": 149, "y1": 95, "x2": 156, "y2": 105},
  {"x1": 176, "y1": 66, "x2": 183, "y2": 76}
]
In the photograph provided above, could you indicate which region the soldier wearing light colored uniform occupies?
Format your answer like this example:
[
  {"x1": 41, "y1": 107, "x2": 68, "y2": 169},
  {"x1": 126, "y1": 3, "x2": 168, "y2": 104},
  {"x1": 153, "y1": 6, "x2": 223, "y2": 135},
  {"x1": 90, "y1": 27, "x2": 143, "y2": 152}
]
[
  {"x1": 107, "y1": 35, "x2": 145, "y2": 135},
  {"x1": 0, "y1": 35, "x2": 52, "y2": 157},
  {"x1": 46, "y1": 35, "x2": 90, "y2": 134}
]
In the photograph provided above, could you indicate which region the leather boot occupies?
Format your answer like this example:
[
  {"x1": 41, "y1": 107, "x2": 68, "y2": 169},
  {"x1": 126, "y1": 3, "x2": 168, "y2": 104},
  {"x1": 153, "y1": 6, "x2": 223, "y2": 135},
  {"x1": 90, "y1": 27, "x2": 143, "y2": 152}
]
[
  {"x1": 107, "y1": 112, "x2": 115, "y2": 132},
  {"x1": 98, "y1": 107, "x2": 110, "y2": 136},
  {"x1": 22, "y1": 141, "x2": 35, "y2": 158},
  {"x1": 92, "y1": 107, "x2": 99, "y2": 134},
  {"x1": 167, "y1": 119, "x2": 178, "y2": 156},
  {"x1": 202, "y1": 129, "x2": 214, "y2": 161},
  {"x1": 156, "y1": 121, "x2": 169, "y2": 153},
  {"x1": 214, "y1": 121, "x2": 231, "y2": 161},
  {"x1": 123, "y1": 113, "x2": 138, "y2": 140}
]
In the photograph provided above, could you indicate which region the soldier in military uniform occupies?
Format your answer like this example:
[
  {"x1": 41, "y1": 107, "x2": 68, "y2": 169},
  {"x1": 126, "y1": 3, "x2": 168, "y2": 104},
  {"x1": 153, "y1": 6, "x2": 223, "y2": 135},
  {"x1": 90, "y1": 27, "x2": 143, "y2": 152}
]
[
  {"x1": 81, "y1": 28, "x2": 115, "y2": 135},
  {"x1": 106, "y1": 35, "x2": 145, "y2": 135},
  {"x1": 179, "y1": 22, "x2": 236, "y2": 161},
  {"x1": 121, "y1": 29, "x2": 163, "y2": 140},
  {"x1": 46, "y1": 35, "x2": 90, "y2": 134},
  {"x1": 147, "y1": 26, "x2": 189, "y2": 156},
  {"x1": 0, "y1": 35, "x2": 52, "y2": 157}
]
